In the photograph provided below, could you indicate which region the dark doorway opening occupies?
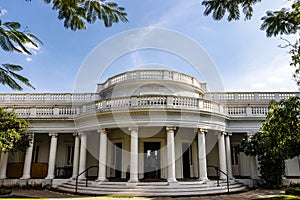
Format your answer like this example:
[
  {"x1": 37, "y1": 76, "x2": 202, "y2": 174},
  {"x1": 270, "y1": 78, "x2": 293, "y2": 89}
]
[
  {"x1": 182, "y1": 143, "x2": 191, "y2": 178},
  {"x1": 114, "y1": 143, "x2": 122, "y2": 179},
  {"x1": 144, "y1": 142, "x2": 161, "y2": 179}
]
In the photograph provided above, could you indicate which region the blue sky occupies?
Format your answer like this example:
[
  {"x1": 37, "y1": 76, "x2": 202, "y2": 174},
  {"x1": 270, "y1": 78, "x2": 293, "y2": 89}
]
[{"x1": 0, "y1": 0, "x2": 298, "y2": 93}]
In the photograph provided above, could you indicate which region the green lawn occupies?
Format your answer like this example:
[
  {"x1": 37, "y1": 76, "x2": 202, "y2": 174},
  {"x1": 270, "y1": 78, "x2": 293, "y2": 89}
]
[{"x1": 261, "y1": 195, "x2": 300, "y2": 200}]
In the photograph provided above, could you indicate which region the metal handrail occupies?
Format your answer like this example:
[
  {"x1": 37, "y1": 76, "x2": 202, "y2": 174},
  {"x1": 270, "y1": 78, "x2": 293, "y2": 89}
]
[
  {"x1": 75, "y1": 165, "x2": 99, "y2": 194},
  {"x1": 207, "y1": 165, "x2": 230, "y2": 193}
]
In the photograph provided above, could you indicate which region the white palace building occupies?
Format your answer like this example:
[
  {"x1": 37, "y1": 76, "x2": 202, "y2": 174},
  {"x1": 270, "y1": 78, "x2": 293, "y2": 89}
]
[{"x1": 0, "y1": 69, "x2": 299, "y2": 196}]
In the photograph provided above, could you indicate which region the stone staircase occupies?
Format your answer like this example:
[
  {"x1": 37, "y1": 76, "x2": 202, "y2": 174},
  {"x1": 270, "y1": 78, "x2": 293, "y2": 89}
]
[{"x1": 56, "y1": 180, "x2": 247, "y2": 196}]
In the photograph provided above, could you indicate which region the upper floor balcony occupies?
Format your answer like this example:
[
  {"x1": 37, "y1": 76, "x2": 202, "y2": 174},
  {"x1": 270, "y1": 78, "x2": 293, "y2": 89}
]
[{"x1": 0, "y1": 92, "x2": 298, "y2": 119}]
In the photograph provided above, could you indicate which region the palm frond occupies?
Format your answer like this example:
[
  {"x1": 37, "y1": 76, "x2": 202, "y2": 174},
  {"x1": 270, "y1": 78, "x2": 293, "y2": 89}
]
[{"x1": 0, "y1": 63, "x2": 35, "y2": 91}]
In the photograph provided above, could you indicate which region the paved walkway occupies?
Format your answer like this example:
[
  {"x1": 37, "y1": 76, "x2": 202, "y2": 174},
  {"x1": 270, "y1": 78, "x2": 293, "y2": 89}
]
[{"x1": 7, "y1": 188, "x2": 289, "y2": 199}]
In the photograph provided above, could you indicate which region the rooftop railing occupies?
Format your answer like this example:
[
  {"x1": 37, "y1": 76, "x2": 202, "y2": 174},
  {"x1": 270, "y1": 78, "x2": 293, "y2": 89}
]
[
  {"x1": 0, "y1": 93, "x2": 99, "y2": 103},
  {"x1": 0, "y1": 92, "x2": 298, "y2": 119},
  {"x1": 97, "y1": 70, "x2": 207, "y2": 91},
  {"x1": 206, "y1": 92, "x2": 299, "y2": 102}
]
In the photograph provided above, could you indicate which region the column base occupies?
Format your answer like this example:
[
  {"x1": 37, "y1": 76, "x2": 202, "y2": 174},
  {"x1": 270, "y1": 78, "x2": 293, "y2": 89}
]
[
  {"x1": 45, "y1": 175, "x2": 55, "y2": 180},
  {"x1": 167, "y1": 178, "x2": 177, "y2": 183},
  {"x1": 17, "y1": 179, "x2": 28, "y2": 186},
  {"x1": 77, "y1": 175, "x2": 86, "y2": 180},
  {"x1": 96, "y1": 178, "x2": 108, "y2": 183},
  {"x1": 198, "y1": 177, "x2": 209, "y2": 182},
  {"x1": 20, "y1": 175, "x2": 30, "y2": 180},
  {"x1": 0, "y1": 179, "x2": 4, "y2": 186},
  {"x1": 128, "y1": 178, "x2": 139, "y2": 183},
  {"x1": 42, "y1": 179, "x2": 52, "y2": 188}
]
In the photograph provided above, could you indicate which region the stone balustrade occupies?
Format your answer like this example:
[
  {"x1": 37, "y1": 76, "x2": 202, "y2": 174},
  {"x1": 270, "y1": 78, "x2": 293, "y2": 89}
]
[
  {"x1": 0, "y1": 92, "x2": 298, "y2": 119},
  {"x1": 97, "y1": 70, "x2": 206, "y2": 91},
  {"x1": 5, "y1": 106, "x2": 79, "y2": 118},
  {"x1": 95, "y1": 96, "x2": 226, "y2": 115},
  {"x1": 206, "y1": 92, "x2": 299, "y2": 102},
  {"x1": 0, "y1": 93, "x2": 99, "y2": 103}
]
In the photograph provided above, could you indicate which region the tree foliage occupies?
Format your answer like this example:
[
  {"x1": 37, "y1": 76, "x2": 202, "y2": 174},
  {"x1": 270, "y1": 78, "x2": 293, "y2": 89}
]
[
  {"x1": 0, "y1": 0, "x2": 128, "y2": 91},
  {"x1": 0, "y1": 20, "x2": 41, "y2": 90},
  {"x1": 0, "y1": 108, "x2": 31, "y2": 153},
  {"x1": 202, "y1": 0, "x2": 300, "y2": 85},
  {"x1": 43, "y1": 0, "x2": 128, "y2": 31},
  {"x1": 237, "y1": 97, "x2": 300, "y2": 188}
]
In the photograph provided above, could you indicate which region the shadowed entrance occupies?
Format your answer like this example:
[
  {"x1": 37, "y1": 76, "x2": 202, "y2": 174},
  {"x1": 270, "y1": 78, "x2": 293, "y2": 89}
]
[{"x1": 144, "y1": 142, "x2": 161, "y2": 180}]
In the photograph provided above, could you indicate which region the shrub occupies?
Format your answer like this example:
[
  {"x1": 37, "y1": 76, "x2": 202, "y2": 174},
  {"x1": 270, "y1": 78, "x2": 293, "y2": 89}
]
[{"x1": 285, "y1": 183, "x2": 300, "y2": 196}]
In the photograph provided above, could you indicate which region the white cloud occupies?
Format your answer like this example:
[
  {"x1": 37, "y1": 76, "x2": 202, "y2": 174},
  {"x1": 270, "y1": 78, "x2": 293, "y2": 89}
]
[
  {"x1": 24, "y1": 43, "x2": 40, "y2": 55},
  {"x1": 19, "y1": 42, "x2": 40, "y2": 55},
  {"x1": 149, "y1": 1, "x2": 200, "y2": 28},
  {"x1": 26, "y1": 57, "x2": 32, "y2": 62},
  {"x1": 223, "y1": 53, "x2": 299, "y2": 92},
  {"x1": 0, "y1": 9, "x2": 7, "y2": 16}
]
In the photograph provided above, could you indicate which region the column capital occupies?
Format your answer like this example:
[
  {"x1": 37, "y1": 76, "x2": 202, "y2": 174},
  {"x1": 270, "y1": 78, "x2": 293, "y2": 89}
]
[
  {"x1": 97, "y1": 128, "x2": 107, "y2": 134},
  {"x1": 215, "y1": 131, "x2": 226, "y2": 137},
  {"x1": 49, "y1": 133, "x2": 58, "y2": 137},
  {"x1": 166, "y1": 126, "x2": 176, "y2": 132},
  {"x1": 28, "y1": 132, "x2": 35, "y2": 137},
  {"x1": 73, "y1": 132, "x2": 79, "y2": 137},
  {"x1": 78, "y1": 132, "x2": 86, "y2": 137},
  {"x1": 226, "y1": 132, "x2": 232, "y2": 136},
  {"x1": 198, "y1": 128, "x2": 208, "y2": 134},
  {"x1": 128, "y1": 127, "x2": 138, "y2": 132},
  {"x1": 220, "y1": 131, "x2": 226, "y2": 136},
  {"x1": 247, "y1": 132, "x2": 255, "y2": 138}
]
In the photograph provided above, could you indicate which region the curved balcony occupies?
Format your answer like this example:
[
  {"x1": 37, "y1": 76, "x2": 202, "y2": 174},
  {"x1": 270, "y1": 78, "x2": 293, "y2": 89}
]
[
  {"x1": 81, "y1": 95, "x2": 227, "y2": 116},
  {"x1": 97, "y1": 70, "x2": 207, "y2": 92}
]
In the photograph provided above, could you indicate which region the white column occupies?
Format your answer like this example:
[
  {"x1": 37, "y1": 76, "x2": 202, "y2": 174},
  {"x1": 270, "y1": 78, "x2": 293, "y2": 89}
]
[
  {"x1": 71, "y1": 133, "x2": 80, "y2": 179},
  {"x1": 0, "y1": 152, "x2": 8, "y2": 179},
  {"x1": 128, "y1": 127, "x2": 139, "y2": 183},
  {"x1": 247, "y1": 132, "x2": 259, "y2": 179},
  {"x1": 97, "y1": 129, "x2": 108, "y2": 182},
  {"x1": 225, "y1": 132, "x2": 233, "y2": 179},
  {"x1": 198, "y1": 129, "x2": 208, "y2": 181},
  {"x1": 218, "y1": 132, "x2": 227, "y2": 180},
  {"x1": 21, "y1": 133, "x2": 34, "y2": 179},
  {"x1": 78, "y1": 132, "x2": 87, "y2": 179},
  {"x1": 46, "y1": 133, "x2": 58, "y2": 179},
  {"x1": 166, "y1": 127, "x2": 177, "y2": 183}
]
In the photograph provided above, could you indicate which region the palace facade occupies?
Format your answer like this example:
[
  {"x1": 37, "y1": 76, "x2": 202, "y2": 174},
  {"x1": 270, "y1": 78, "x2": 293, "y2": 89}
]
[{"x1": 0, "y1": 70, "x2": 299, "y2": 196}]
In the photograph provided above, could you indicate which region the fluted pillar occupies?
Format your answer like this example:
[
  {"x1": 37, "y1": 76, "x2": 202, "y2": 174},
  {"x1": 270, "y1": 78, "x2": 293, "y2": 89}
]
[
  {"x1": 218, "y1": 131, "x2": 227, "y2": 179},
  {"x1": 78, "y1": 132, "x2": 87, "y2": 179},
  {"x1": 0, "y1": 152, "x2": 8, "y2": 179},
  {"x1": 21, "y1": 133, "x2": 34, "y2": 179},
  {"x1": 198, "y1": 129, "x2": 208, "y2": 181},
  {"x1": 225, "y1": 132, "x2": 233, "y2": 179},
  {"x1": 166, "y1": 127, "x2": 177, "y2": 183},
  {"x1": 71, "y1": 133, "x2": 80, "y2": 179},
  {"x1": 97, "y1": 129, "x2": 108, "y2": 182},
  {"x1": 128, "y1": 127, "x2": 139, "y2": 182},
  {"x1": 46, "y1": 133, "x2": 58, "y2": 179}
]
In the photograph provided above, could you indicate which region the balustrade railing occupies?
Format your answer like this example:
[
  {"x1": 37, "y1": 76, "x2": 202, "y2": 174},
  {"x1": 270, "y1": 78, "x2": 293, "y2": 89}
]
[
  {"x1": 95, "y1": 96, "x2": 226, "y2": 115},
  {"x1": 5, "y1": 106, "x2": 78, "y2": 118},
  {"x1": 0, "y1": 93, "x2": 99, "y2": 103},
  {"x1": 98, "y1": 70, "x2": 206, "y2": 91},
  {"x1": 1, "y1": 92, "x2": 298, "y2": 119},
  {"x1": 207, "y1": 92, "x2": 298, "y2": 102}
]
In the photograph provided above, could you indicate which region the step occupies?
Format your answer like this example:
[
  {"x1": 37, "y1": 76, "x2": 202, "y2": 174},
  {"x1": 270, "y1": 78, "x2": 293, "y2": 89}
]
[
  {"x1": 56, "y1": 180, "x2": 248, "y2": 197},
  {"x1": 57, "y1": 185, "x2": 247, "y2": 196}
]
